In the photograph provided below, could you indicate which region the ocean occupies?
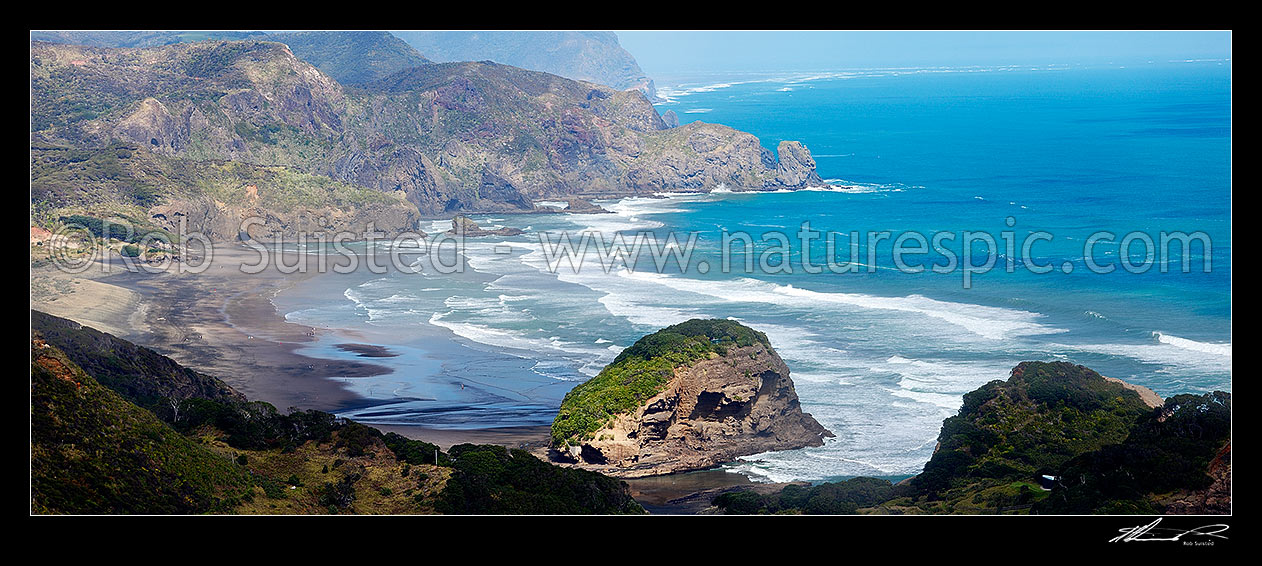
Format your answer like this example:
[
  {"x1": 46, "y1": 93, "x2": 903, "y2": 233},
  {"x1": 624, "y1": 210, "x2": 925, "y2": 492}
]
[{"x1": 273, "y1": 60, "x2": 1231, "y2": 483}]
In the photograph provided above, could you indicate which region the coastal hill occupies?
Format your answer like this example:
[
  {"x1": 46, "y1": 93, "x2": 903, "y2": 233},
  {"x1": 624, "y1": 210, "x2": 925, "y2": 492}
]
[
  {"x1": 31, "y1": 36, "x2": 820, "y2": 240},
  {"x1": 710, "y1": 361, "x2": 1231, "y2": 515},
  {"x1": 30, "y1": 141, "x2": 423, "y2": 244},
  {"x1": 390, "y1": 30, "x2": 657, "y2": 99},
  {"x1": 31, "y1": 310, "x2": 643, "y2": 515},
  {"x1": 550, "y1": 319, "x2": 833, "y2": 477}
]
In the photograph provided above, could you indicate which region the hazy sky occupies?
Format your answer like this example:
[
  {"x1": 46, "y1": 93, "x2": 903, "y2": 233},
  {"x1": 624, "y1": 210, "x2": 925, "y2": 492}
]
[{"x1": 615, "y1": 31, "x2": 1232, "y2": 76}]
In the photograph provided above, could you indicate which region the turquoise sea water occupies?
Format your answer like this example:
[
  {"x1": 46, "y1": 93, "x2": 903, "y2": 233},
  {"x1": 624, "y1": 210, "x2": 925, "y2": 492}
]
[{"x1": 275, "y1": 61, "x2": 1231, "y2": 482}]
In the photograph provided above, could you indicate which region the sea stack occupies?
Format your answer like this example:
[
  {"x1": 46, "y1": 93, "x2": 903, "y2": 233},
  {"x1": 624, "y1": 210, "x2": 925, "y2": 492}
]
[
  {"x1": 550, "y1": 319, "x2": 832, "y2": 477},
  {"x1": 445, "y1": 215, "x2": 524, "y2": 237}
]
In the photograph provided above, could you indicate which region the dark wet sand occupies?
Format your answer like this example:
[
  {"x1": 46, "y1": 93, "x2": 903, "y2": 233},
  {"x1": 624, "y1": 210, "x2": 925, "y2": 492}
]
[
  {"x1": 48, "y1": 246, "x2": 390, "y2": 413},
  {"x1": 335, "y1": 343, "x2": 400, "y2": 357},
  {"x1": 37, "y1": 245, "x2": 559, "y2": 449},
  {"x1": 374, "y1": 424, "x2": 552, "y2": 451}
]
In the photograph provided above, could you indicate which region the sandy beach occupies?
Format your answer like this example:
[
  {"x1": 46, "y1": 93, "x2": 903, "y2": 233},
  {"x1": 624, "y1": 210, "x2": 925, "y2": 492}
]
[
  {"x1": 33, "y1": 246, "x2": 402, "y2": 410},
  {"x1": 30, "y1": 244, "x2": 569, "y2": 449},
  {"x1": 374, "y1": 424, "x2": 552, "y2": 451}
]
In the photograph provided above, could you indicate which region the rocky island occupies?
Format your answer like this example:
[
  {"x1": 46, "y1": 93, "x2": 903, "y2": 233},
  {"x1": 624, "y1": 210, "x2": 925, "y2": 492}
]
[{"x1": 550, "y1": 319, "x2": 832, "y2": 478}]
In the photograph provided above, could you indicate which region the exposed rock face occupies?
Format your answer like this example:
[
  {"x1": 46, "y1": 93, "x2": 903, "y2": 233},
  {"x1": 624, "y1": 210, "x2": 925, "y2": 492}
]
[
  {"x1": 622, "y1": 122, "x2": 798, "y2": 192},
  {"x1": 1160, "y1": 441, "x2": 1231, "y2": 514},
  {"x1": 562, "y1": 340, "x2": 832, "y2": 478},
  {"x1": 660, "y1": 109, "x2": 680, "y2": 128},
  {"x1": 562, "y1": 198, "x2": 612, "y2": 214},
  {"x1": 775, "y1": 140, "x2": 823, "y2": 187}
]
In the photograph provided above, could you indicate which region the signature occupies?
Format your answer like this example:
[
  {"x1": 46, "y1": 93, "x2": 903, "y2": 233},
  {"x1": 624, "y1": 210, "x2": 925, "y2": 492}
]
[{"x1": 1109, "y1": 518, "x2": 1229, "y2": 543}]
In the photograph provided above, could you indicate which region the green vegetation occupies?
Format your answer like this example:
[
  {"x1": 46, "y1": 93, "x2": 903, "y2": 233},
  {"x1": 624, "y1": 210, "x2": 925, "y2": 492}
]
[
  {"x1": 30, "y1": 66, "x2": 136, "y2": 131},
  {"x1": 708, "y1": 361, "x2": 1230, "y2": 515},
  {"x1": 550, "y1": 319, "x2": 770, "y2": 446},
  {"x1": 382, "y1": 432, "x2": 449, "y2": 466},
  {"x1": 32, "y1": 144, "x2": 160, "y2": 219},
  {"x1": 713, "y1": 477, "x2": 902, "y2": 515},
  {"x1": 436, "y1": 444, "x2": 644, "y2": 514},
  {"x1": 189, "y1": 162, "x2": 397, "y2": 212},
  {"x1": 31, "y1": 310, "x2": 242, "y2": 415},
  {"x1": 233, "y1": 121, "x2": 294, "y2": 145},
  {"x1": 1035, "y1": 391, "x2": 1231, "y2": 514},
  {"x1": 31, "y1": 342, "x2": 254, "y2": 514},
  {"x1": 31, "y1": 37, "x2": 786, "y2": 218},
  {"x1": 56, "y1": 213, "x2": 166, "y2": 244},
  {"x1": 31, "y1": 310, "x2": 641, "y2": 515},
  {"x1": 908, "y1": 361, "x2": 1152, "y2": 506},
  {"x1": 182, "y1": 41, "x2": 262, "y2": 80}
]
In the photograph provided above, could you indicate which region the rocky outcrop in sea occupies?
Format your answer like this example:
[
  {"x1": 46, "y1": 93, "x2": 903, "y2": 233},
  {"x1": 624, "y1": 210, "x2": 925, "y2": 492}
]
[{"x1": 552, "y1": 320, "x2": 832, "y2": 478}]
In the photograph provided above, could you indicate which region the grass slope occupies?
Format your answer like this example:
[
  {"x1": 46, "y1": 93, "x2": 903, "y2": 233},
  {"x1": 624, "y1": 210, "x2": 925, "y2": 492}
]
[{"x1": 31, "y1": 339, "x2": 253, "y2": 514}]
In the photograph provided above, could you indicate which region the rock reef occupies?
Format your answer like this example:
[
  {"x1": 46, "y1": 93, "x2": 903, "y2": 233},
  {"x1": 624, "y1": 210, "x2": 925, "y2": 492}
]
[{"x1": 445, "y1": 215, "x2": 524, "y2": 237}]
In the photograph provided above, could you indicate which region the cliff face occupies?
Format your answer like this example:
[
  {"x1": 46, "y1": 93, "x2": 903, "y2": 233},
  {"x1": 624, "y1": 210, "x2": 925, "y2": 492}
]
[
  {"x1": 551, "y1": 320, "x2": 831, "y2": 478},
  {"x1": 775, "y1": 141, "x2": 823, "y2": 187},
  {"x1": 31, "y1": 39, "x2": 821, "y2": 229}
]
